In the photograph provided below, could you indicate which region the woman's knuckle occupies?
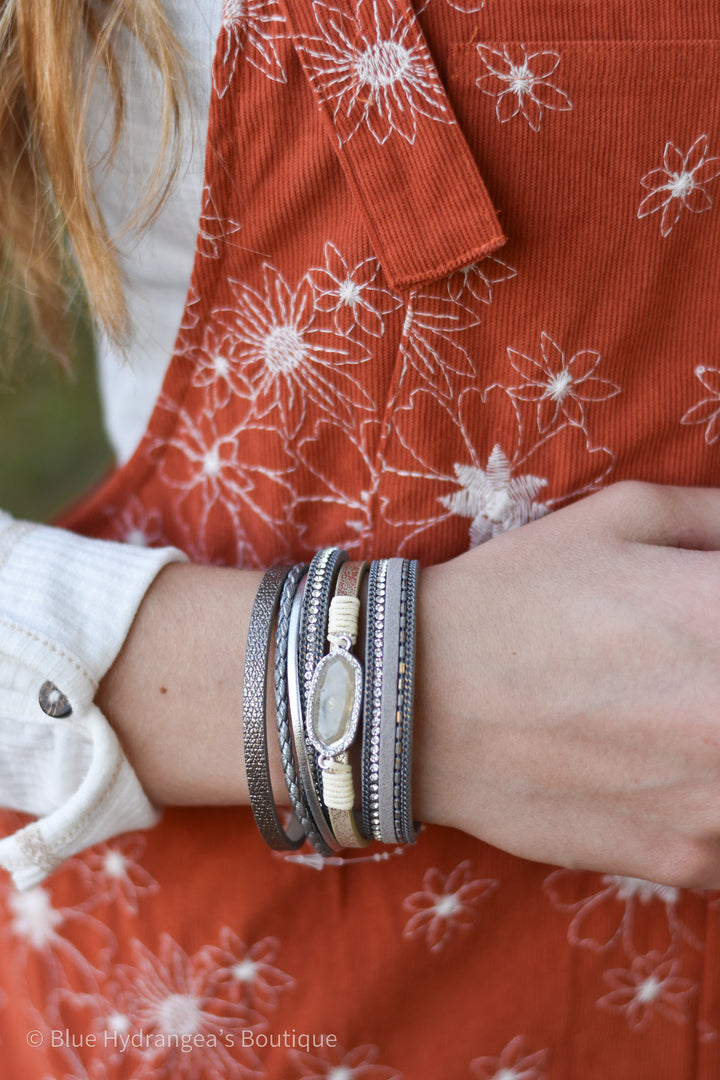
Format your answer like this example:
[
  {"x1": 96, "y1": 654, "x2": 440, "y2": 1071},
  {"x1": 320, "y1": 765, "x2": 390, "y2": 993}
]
[
  {"x1": 664, "y1": 839, "x2": 720, "y2": 890},
  {"x1": 598, "y1": 480, "x2": 683, "y2": 541}
]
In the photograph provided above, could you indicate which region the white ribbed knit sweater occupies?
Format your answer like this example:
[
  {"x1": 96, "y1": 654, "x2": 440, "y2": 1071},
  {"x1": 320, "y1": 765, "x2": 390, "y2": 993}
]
[{"x1": 0, "y1": 0, "x2": 222, "y2": 890}]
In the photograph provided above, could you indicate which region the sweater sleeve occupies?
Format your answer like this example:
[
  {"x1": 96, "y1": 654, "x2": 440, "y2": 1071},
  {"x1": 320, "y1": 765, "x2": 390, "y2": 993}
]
[{"x1": 0, "y1": 509, "x2": 186, "y2": 891}]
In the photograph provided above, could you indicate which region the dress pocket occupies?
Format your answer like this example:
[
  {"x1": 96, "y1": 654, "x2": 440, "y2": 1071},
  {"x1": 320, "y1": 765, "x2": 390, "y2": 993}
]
[
  {"x1": 447, "y1": 38, "x2": 720, "y2": 471},
  {"x1": 370, "y1": 37, "x2": 720, "y2": 560},
  {"x1": 446, "y1": 38, "x2": 720, "y2": 242}
]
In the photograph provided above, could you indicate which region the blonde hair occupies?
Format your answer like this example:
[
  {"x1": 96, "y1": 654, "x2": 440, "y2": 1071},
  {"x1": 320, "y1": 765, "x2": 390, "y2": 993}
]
[{"x1": 0, "y1": 0, "x2": 186, "y2": 353}]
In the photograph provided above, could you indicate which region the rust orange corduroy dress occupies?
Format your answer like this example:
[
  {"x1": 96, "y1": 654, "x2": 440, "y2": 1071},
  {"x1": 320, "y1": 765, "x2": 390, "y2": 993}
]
[{"x1": 2, "y1": 0, "x2": 720, "y2": 1077}]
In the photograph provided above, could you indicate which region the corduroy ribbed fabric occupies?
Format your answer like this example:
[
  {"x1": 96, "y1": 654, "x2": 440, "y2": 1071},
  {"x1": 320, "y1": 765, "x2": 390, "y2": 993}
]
[{"x1": 2, "y1": 0, "x2": 720, "y2": 1076}]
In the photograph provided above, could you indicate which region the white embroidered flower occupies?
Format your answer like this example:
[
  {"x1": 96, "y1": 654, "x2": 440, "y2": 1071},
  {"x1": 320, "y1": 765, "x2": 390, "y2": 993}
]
[
  {"x1": 117, "y1": 933, "x2": 263, "y2": 1078},
  {"x1": 158, "y1": 406, "x2": 293, "y2": 566},
  {"x1": 308, "y1": 242, "x2": 402, "y2": 337},
  {"x1": 215, "y1": 263, "x2": 372, "y2": 434},
  {"x1": 205, "y1": 929, "x2": 295, "y2": 1011},
  {"x1": 382, "y1": 373, "x2": 617, "y2": 558},
  {"x1": 445, "y1": 255, "x2": 517, "y2": 306},
  {"x1": 47, "y1": 977, "x2": 142, "y2": 1073},
  {"x1": 440, "y1": 445, "x2": 548, "y2": 546},
  {"x1": 475, "y1": 44, "x2": 572, "y2": 132},
  {"x1": 597, "y1": 952, "x2": 696, "y2": 1032},
  {"x1": 215, "y1": 0, "x2": 287, "y2": 95},
  {"x1": 471, "y1": 1035, "x2": 550, "y2": 1080},
  {"x1": 5, "y1": 882, "x2": 115, "y2": 998},
  {"x1": 681, "y1": 365, "x2": 720, "y2": 444},
  {"x1": 508, "y1": 332, "x2": 620, "y2": 434},
  {"x1": 190, "y1": 347, "x2": 236, "y2": 410},
  {"x1": 611, "y1": 875, "x2": 681, "y2": 907},
  {"x1": 161, "y1": 412, "x2": 247, "y2": 508},
  {"x1": 7, "y1": 886, "x2": 64, "y2": 950},
  {"x1": 542, "y1": 869, "x2": 712, "y2": 957},
  {"x1": 402, "y1": 860, "x2": 498, "y2": 953},
  {"x1": 638, "y1": 134, "x2": 720, "y2": 237},
  {"x1": 298, "y1": 0, "x2": 451, "y2": 145},
  {"x1": 291, "y1": 1040, "x2": 401, "y2": 1078},
  {"x1": 110, "y1": 497, "x2": 165, "y2": 548},
  {"x1": 72, "y1": 836, "x2": 159, "y2": 917},
  {"x1": 189, "y1": 320, "x2": 253, "y2": 410}
]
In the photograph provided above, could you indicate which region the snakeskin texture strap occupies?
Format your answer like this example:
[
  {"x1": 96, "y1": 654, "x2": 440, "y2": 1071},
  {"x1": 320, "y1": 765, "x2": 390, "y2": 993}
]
[{"x1": 243, "y1": 564, "x2": 305, "y2": 851}]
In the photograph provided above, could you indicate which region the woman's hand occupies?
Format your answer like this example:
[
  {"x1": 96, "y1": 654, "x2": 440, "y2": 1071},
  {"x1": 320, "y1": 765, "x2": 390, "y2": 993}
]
[{"x1": 414, "y1": 482, "x2": 720, "y2": 888}]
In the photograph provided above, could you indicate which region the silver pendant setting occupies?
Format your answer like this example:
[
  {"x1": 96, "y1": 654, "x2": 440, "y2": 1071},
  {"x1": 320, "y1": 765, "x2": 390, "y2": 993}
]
[{"x1": 305, "y1": 647, "x2": 363, "y2": 757}]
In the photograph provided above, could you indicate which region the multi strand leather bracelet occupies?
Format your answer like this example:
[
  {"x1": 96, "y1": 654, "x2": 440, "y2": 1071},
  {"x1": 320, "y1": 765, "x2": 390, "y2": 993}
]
[{"x1": 243, "y1": 547, "x2": 420, "y2": 853}]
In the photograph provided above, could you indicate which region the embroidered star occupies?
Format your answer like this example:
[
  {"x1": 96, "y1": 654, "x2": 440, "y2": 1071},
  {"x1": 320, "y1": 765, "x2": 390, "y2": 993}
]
[{"x1": 440, "y1": 445, "x2": 548, "y2": 546}]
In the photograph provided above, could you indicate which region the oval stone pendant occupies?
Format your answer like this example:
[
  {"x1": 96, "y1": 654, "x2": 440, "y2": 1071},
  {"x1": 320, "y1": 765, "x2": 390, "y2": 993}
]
[{"x1": 306, "y1": 648, "x2": 363, "y2": 756}]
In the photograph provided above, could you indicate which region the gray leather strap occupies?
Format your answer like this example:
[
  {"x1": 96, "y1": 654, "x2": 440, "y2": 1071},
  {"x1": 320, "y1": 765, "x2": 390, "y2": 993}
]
[
  {"x1": 243, "y1": 565, "x2": 305, "y2": 851},
  {"x1": 274, "y1": 564, "x2": 322, "y2": 848},
  {"x1": 378, "y1": 558, "x2": 404, "y2": 844}
]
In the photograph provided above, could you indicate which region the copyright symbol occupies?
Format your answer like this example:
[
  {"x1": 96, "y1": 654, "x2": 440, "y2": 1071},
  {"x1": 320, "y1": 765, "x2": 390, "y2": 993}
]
[{"x1": 26, "y1": 1030, "x2": 43, "y2": 1047}]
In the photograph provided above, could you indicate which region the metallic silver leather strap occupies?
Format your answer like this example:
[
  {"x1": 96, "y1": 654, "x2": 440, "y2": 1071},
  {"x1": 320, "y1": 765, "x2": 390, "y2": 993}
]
[
  {"x1": 273, "y1": 563, "x2": 313, "y2": 843},
  {"x1": 243, "y1": 565, "x2": 304, "y2": 851},
  {"x1": 287, "y1": 576, "x2": 339, "y2": 854},
  {"x1": 395, "y1": 559, "x2": 420, "y2": 844}
]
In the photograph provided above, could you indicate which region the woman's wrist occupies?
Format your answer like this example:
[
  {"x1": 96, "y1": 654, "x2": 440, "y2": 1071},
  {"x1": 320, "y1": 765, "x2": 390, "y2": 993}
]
[
  {"x1": 96, "y1": 561, "x2": 267, "y2": 808},
  {"x1": 412, "y1": 558, "x2": 473, "y2": 834},
  {"x1": 102, "y1": 555, "x2": 452, "y2": 841},
  {"x1": 95, "y1": 547, "x2": 503, "y2": 850}
]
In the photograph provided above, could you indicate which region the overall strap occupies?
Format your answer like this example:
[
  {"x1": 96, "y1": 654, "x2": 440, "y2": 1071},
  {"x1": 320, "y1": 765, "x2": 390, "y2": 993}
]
[{"x1": 276, "y1": 0, "x2": 506, "y2": 289}]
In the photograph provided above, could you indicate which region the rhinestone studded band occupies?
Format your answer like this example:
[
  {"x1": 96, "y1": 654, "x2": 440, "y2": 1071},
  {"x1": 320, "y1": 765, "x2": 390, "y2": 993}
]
[
  {"x1": 361, "y1": 558, "x2": 387, "y2": 841},
  {"x1": 395, "y1": 559, "x2": 420, "y2": 844},
  {"x1": 377, "y1": 558, "x2": 404, "y2": 844}
]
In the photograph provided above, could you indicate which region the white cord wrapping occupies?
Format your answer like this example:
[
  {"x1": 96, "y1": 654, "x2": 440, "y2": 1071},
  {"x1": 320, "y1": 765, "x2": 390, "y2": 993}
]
[
  {"x1": 327, "y1": 595, "x2": 360, "y2": 646},
  {"x1": 321, "y1": 762, "x2": 355, "y2": 810}
]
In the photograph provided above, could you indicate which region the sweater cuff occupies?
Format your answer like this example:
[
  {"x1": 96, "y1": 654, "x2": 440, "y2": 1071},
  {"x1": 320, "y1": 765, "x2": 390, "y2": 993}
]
[
  {"x1": 0, "y1": 511, "x2": 186, "y2": 889},
  {"x1": 0, "y1": 704, "x2": 163, "y2": 891}
]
